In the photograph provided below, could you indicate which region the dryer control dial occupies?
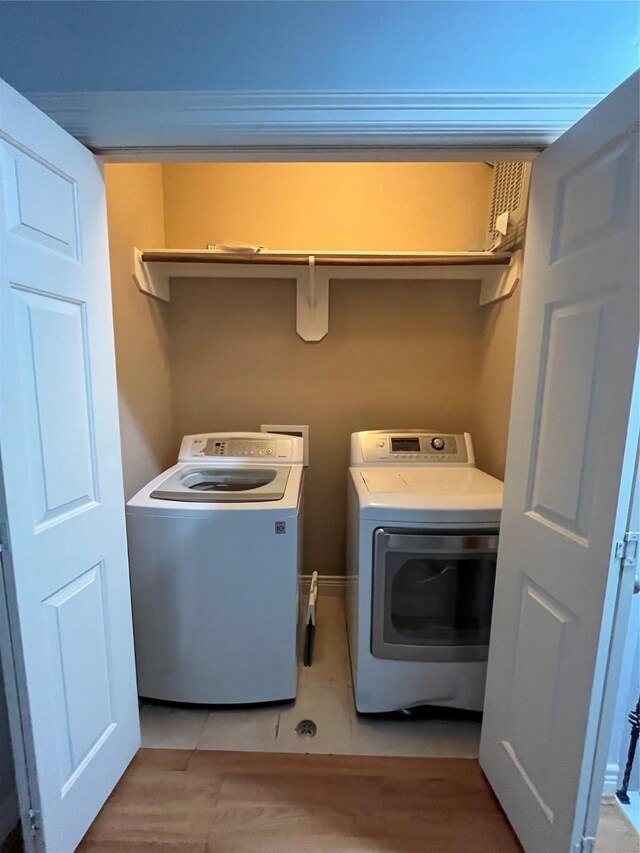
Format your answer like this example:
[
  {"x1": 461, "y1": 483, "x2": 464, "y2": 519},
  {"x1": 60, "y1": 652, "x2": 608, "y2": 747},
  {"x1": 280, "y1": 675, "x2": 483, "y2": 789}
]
[{"x1": 431, "y1": 437, "x2": 445, "y2": 451}]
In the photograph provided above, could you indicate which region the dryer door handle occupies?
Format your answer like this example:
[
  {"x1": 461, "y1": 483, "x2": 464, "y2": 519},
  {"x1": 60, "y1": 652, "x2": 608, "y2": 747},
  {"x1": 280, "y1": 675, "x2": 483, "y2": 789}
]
[{"x1": 377, "y1": 529, "x2": 499, "y2": 555}]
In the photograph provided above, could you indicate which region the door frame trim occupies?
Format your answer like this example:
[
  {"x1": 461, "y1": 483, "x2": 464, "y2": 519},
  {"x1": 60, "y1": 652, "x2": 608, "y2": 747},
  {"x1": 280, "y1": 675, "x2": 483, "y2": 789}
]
[
  {"x1": 579, "y1": 361, "x2": 640, "y2": 846},
  {"x1": 0, "y1": 486, "x2": 39, "y2": 853},
  {"x1": 2, "y1": 75, "x2": 634, "y2": 852}
]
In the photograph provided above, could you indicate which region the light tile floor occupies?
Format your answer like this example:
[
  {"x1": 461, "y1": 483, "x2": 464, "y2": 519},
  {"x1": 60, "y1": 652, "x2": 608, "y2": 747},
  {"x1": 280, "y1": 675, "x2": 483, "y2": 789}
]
[{"x1": 140, "y1": 594, "x2": 483, "y2": 757}]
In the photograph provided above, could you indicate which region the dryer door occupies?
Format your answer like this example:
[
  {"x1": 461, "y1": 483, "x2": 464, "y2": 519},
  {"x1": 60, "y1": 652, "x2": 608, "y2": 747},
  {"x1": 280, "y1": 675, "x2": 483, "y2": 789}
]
[{"x1": 371, "y1": 529, "x2": 499, "y2": 662}]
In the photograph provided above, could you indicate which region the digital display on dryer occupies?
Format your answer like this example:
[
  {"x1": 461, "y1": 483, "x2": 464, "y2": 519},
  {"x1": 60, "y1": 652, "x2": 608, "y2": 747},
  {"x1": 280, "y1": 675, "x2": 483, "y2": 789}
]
[{"x1": 391, "y1": 438, "x2": 420, "y2": 452}]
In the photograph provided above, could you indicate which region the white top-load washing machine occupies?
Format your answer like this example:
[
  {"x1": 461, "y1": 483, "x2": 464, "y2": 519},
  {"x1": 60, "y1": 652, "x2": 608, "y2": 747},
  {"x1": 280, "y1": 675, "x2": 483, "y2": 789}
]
[
  {"x1": 126, "y1": 432, "x2": 304, "y2": 705},
  {"x1": 346, "y1": 429, "x2": 502, "y2": 713}
]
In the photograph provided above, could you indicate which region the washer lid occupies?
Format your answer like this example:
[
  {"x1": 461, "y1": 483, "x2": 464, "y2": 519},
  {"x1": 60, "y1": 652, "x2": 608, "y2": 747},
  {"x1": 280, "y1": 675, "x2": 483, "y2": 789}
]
[{"x1": 150, "y1": 464, "x2": 291, "y2": 503}]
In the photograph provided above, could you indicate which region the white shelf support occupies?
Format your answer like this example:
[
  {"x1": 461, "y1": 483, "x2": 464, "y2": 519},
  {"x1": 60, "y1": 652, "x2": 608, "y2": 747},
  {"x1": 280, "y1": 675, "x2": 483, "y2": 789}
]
[
  {"x1": 296, "y1": 256, "x2": 330, "y2": 341},
  {"x1": 479, "y1": 249, "x2": 523, "y2": 306},
  {"x1": 133, "y1": 247, "x2": 171, "y2": 302}
]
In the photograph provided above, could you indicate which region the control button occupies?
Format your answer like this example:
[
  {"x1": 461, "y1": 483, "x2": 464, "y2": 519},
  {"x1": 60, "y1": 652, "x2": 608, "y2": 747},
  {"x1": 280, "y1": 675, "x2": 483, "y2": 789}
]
[
  {"x1": 377, "y1": 440, "x2": 385, "y2": 448},
  {"x1": 266, "y1": 448, "x2": 273, "y2": 454},
  {"x1": 431, "y1": 437, "x2": 445, "y2": 451}
]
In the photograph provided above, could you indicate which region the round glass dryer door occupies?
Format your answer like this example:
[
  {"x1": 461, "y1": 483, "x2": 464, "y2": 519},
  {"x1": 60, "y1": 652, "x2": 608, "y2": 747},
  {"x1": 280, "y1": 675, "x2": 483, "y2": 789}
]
[{"x1": 150, "y1": 464, "x2": 291, "y2": 502}]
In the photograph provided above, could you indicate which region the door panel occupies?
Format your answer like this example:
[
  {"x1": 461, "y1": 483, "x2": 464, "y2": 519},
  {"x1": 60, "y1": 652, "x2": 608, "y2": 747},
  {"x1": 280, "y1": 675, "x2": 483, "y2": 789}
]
[
  {"x1": 528, "y1": 290, "x2": 618, "y2": 538},
  {"x1": 11, "y1": 287, "x2": 98, "y2": 526},
  {"x1": 4, "y1": 147, "x2": 80, "y2": 258},
  {"x1": 550, "y1": 131, "x2": 636, "y2": 261},
  {"x1": 504, "y1": 580, "x2": 575, "y2": 823},
  {"x1": 0, "y1": 78, "x2": 139, "y2": 852},
  {"x1": 44, "y1": 563, "x2": 114, "y2": 790},
  {"x1": 480, "y1": 72, "x2": 639, "y2": 853}
]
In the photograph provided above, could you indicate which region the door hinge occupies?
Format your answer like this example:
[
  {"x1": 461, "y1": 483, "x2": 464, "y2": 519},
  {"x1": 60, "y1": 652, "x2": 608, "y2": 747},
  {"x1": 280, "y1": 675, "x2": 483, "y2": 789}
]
[
  {"x1": 573, "y1": 836, "x2": 595, "y2": 853},
  {"x1": 28, "y1": 808, "x2": 41, "y2": 838},
  {"x1": 615, "y1": 531, "x2": 639, "y2": 568}
]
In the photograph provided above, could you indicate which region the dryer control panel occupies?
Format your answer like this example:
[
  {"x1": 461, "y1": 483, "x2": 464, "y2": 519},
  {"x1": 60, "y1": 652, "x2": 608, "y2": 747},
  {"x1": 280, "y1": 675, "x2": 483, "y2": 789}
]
[
  {"x1": 350, "y1": 430, "x2": 474, "y2": 466},
  {"x1": 179, "y1": 432, "x2": 304, "y2": 463}
]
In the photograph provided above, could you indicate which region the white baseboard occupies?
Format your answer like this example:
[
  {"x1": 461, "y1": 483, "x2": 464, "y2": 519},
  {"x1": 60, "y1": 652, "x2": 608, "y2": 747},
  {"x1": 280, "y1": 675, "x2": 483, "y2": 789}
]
[
  {"x1": 0, "y1": 788, "x2": 19, "y2": 845},
  {"x1": 603, "y1": 762, "x2": 620, "y2": 796}
]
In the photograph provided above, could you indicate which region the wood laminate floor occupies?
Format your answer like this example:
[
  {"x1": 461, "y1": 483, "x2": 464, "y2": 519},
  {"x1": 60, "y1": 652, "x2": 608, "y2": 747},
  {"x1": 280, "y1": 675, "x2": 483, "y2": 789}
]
[{"x1": 77, "y1": 748, "x2": 521, "y2": 853}]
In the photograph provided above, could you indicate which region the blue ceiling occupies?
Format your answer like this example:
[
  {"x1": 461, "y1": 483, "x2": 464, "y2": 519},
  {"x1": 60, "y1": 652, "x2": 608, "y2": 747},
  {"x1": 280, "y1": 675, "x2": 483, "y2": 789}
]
[{"x1": 0, "y1": 1, "x2": 637, "y2": 95}]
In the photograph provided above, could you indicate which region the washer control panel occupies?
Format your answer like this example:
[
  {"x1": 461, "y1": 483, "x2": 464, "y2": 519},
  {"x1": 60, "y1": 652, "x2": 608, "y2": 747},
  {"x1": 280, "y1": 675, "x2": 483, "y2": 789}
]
[
  {"x1": 202, "y1": 438, "x2": 278, "y2": 458},
  {"x1": 179, "y1": 433, "x2": 302, "y2": 463},
  {"x1": 352, "y1": 431, "x2": 472, "y2": 465}
]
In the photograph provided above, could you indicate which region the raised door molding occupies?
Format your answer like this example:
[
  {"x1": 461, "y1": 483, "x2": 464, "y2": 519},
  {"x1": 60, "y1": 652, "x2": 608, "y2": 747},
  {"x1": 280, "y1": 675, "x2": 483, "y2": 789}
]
[{"x1": 25, "y1": 89, "x2": 605, "y2": 159}]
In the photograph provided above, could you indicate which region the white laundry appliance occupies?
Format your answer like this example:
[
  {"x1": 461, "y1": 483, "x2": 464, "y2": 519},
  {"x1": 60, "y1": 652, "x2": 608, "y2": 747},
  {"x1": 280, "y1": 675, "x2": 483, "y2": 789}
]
[
  {"x1": 346, "y1": 429, "x2": 502, "y2": 713},
  {"x1": 126, "y1": 432, "x2": 304, "y2": 704}
]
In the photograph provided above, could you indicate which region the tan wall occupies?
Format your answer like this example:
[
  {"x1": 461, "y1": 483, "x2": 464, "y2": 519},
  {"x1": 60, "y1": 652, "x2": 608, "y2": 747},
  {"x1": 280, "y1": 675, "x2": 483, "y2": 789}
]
[
  {"x1": 471, "y1": 285, "x2": 522, "y2": 480},
  {"x1": 169, "y1": 277, "x2": 483, "y2": 575},
  {"x1": 163, "y1": 162, "x2": 496, "y2": 575},
  {"x1": 106, "y1": 164, "x2": 175, "y2": 499},
  {"x1": 107, "y1": 161, "x2": 520, "y2": 577},
  {"x1": 162, "y1": 162, "x2": 493, "y2": 251}
]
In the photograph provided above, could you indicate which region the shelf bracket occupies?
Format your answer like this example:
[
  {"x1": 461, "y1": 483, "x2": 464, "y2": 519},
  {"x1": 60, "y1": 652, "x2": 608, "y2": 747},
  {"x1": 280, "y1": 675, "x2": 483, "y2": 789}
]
[
  {"x1": 133, "y1": 248, "x2": 171, "y2": 302},
  {"x1": 296, "y1": 256, "x2": 329, "y2": 342},
  {"x1": 479, "y1": 249, "x2": 523, "y2": 306}
]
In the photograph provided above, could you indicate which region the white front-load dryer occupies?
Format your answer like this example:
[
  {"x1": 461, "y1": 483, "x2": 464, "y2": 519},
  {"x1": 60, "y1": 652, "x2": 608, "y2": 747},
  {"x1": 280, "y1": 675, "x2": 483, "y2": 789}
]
[
  {"x1": 346, "y1": 429, "x2": 503, "y2": 713},
  {"x1": 126, "y1": 432, "x2": 304, "y2": 704}
]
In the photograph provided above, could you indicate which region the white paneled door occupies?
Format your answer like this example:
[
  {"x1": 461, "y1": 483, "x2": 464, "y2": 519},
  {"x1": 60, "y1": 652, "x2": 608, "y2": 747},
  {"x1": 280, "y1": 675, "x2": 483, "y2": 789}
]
[
  {"x1": 0, "y1": 80, "x2": 139, "y2": 851},
  {"x1": 480, "y1": 73, "x2": 639, "y2": 853}
]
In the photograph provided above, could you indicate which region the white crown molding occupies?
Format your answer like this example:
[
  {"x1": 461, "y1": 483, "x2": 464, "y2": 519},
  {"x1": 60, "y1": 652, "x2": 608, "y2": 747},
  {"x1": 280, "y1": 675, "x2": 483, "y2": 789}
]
[{"x1": 25, "y1": 89, "x2": 606, "y2": 157}]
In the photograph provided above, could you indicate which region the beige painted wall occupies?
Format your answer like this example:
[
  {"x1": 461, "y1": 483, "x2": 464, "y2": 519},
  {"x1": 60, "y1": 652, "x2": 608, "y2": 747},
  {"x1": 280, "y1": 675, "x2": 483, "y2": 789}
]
[
  {"x1": 105, "y1": 164, "x2": 175, "y2": 499},
  {"x1": 169, "y1": 277, "x2": 483, "y2": 576},
  {"x1": 106, "y1": 161, "x2": 520, "y2": 577},
  {"x1": 162, "y1": 162, "x2": 498, "y2": 576},
  {"x1": 162, "y1": 162, "x2": 493, "y2": 251},
  {"x1": 469, "y1": 163, "x2": 530, "y2": 477},
  {"x1": 472, "y1": 280, "x2": 522, "y2": 481}
]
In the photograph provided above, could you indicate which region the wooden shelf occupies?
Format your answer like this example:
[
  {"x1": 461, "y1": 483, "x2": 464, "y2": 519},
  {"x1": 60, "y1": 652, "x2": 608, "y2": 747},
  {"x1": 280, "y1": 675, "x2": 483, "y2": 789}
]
[
  {"x1": 133, "y1": 249, "x2": 521, "y2": 341},
  {"x1": 140, "y1": 250, "x2": 511, "y2": 267}
]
